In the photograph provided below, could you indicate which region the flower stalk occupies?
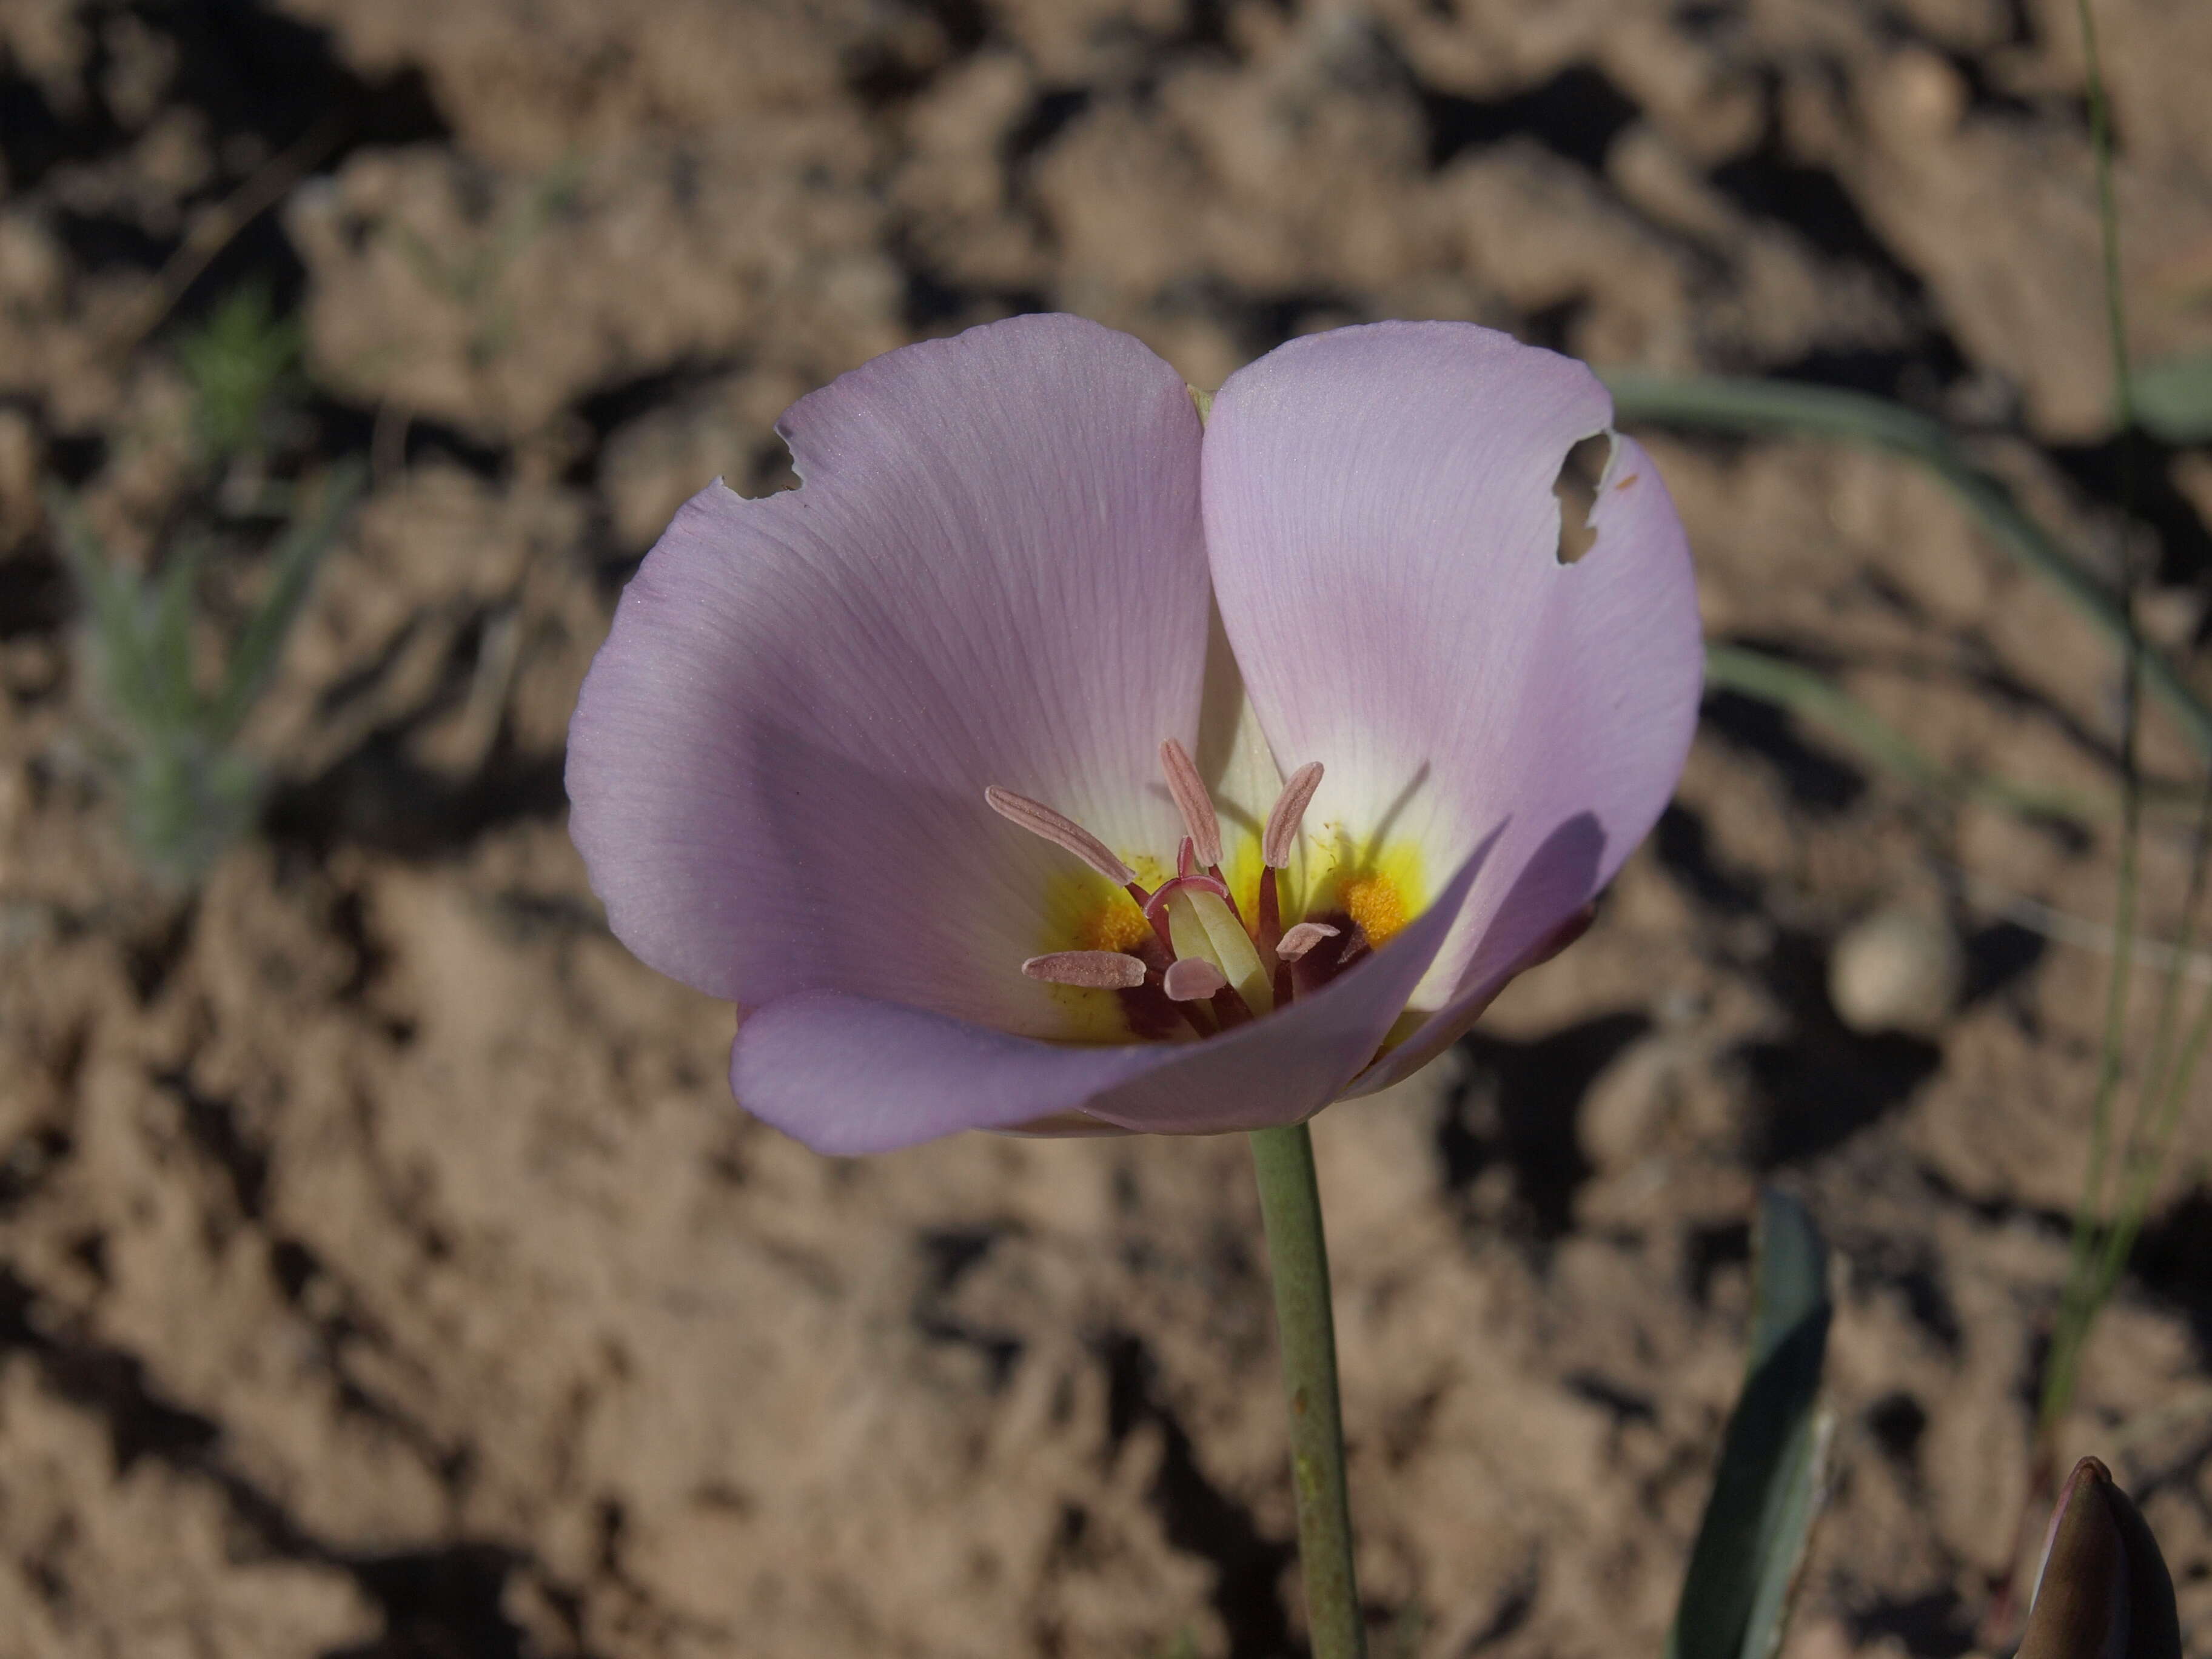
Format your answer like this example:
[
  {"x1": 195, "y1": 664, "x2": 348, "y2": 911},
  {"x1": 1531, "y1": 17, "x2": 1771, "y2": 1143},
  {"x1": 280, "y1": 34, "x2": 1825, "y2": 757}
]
[{"x1": 1250, "y1": 1121, "x2": 1366, "y2": 1659}]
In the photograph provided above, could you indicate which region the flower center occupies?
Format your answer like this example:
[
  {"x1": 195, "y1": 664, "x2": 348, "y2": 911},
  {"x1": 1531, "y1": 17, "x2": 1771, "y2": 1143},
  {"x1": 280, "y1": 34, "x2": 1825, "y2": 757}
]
[{"x1": 987, "y1": 744, "x2": 1406, "y2": 1041}]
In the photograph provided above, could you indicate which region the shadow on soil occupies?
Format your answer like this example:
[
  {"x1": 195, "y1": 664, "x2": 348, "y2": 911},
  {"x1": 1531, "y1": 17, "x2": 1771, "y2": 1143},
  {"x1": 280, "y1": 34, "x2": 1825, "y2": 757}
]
[
  {"x1": 0, "y1": 1265, "x2": 577, "y2": 1658},
  {"x1": 1102, "y1": 1331, "x2": 1297, "y2": 1659},
  {"x1": 1740, "y1": 930, "x2": 1943, "y2": 1168},
  {"x1": 1438, "y1": 1011, "x2": 1654, "y2": 1239}
]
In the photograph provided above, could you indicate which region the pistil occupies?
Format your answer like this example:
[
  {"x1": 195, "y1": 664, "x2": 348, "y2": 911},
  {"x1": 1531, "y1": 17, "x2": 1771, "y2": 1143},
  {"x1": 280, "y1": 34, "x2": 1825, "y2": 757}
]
[
  {"x1": 986, "y1": 745, "x2": 1333, "y2": 1042},
  {"x1": 1141, "y1": 870, "x2": 1231, "y2": 923},
  {"x1": 1161, "y1": 885, "x2": 1272, "y2": 1016}
]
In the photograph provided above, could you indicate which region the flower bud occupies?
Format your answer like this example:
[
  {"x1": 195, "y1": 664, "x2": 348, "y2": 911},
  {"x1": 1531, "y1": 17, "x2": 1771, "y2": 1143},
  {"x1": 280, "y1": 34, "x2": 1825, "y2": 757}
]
[{"x1": 2019, "y1": 1458, "x2": 2180, "y2": 1659}]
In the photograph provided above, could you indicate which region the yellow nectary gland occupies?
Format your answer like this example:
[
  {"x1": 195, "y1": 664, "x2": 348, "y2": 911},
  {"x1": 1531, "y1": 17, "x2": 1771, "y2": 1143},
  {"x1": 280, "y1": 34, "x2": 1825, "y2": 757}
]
[
  {"x1": 1340, "y1": 874, "x2": 1409, "y2": 948},
  {"x1": 1164, "y1": 888, "x2": 1273, "y2": 1015},
  {"x1": 1078, "y1": 894, "x2": 1154, "y2": 956}
]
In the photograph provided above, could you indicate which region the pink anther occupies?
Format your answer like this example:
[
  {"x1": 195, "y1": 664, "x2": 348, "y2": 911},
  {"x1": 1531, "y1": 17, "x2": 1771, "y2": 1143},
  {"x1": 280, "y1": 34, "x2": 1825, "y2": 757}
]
[
  {"x1": 1158, "y1": 739, "x2": 1223, "y2": 868},
  {"x1": 985, "y1": 785, "x2": 1136, "y2": 886},
  {"x1": 1273, "y1": 922, "x2": 1341, "y2": 962},
  {"x1": 1162, "y1": 958, "x2": 1228, "y2": 1002},
  {"x1": 1262, "y1": 762, "x2": 1324, "y2": 868},
  {"x1": 1022, "y1": 951, "x2": 1151, "y2": 990}
]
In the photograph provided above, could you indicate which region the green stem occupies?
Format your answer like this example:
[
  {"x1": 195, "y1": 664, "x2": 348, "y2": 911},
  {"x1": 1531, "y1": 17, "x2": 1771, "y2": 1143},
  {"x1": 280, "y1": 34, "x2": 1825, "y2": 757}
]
[{"x1": 1250, "y1": 1121, "x2": 1366, "y2": 1659}]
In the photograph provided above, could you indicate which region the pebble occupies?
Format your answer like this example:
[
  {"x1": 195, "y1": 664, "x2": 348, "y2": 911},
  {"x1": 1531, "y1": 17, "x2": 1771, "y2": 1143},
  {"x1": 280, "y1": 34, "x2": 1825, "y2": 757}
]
[{"x1": 1828, "y1": 907, "x2": 1963, "y2": 1036}]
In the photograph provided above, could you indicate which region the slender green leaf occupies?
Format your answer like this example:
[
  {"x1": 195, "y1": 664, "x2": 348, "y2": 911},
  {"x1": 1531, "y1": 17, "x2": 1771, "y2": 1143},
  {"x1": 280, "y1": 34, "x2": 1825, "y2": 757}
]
[
  {"x1": 1743, "y1": 1189, "x2": 1826, "y2": 1372},
  {"x1": 49, "y1": 489, "x2": 165, "y2": 729},
  {"x1": 1667, "y1": 1189, "x2": 1834, "y2": 1659},
  {"x1": 122, "y1": 739, "x2": 263, "y2": 885},
  {"x1": 209, "y1": 461, "x2": 363, "y2": 742},
  {"x1": 1737, "y1": 1410, "x2": 1834, "y2": 1659},
  {"x1": 148, "y1": 535, "x2": 210, "y2": 721},
  {"x1": 53, "y1": 463, "x2": 361, "y2": 886}
]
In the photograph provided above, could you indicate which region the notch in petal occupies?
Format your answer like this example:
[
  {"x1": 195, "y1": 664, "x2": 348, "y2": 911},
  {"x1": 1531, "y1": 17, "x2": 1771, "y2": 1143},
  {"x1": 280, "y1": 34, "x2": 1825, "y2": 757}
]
[
  {"x1": 566, "y1": 315, "x2": 1208, "y2": 1037},
  {"x1": 1204, "y1": 322, "x2": 1701, "y2": 1071}
]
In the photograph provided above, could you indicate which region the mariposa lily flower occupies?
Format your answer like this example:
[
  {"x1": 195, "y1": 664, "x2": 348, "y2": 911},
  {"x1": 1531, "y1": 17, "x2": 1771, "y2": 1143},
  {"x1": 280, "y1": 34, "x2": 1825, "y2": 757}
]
[{"x1": 566, "y1": 315, "x2": 1701, "y2": 1155}]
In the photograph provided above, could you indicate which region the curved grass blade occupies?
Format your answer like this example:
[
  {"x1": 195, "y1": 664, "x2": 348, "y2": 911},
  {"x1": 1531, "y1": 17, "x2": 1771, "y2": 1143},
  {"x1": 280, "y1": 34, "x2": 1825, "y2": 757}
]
[
  {"x1": 1667, "y1": 1188, "x2": 1834, "y2": 1659},
  {"x1": 1604, "y1": 372, "x2": 2212, "y2": 757},
  {"x1": 1705, "y1": 643, "x2": 2121, "y2": 823}
]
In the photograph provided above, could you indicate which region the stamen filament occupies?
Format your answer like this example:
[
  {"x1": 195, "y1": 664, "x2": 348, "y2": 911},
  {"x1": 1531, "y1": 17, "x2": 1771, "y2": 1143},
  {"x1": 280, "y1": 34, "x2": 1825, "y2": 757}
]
[
  {"x1": 985, "y1": 785, "x2": 1136, "y2": 886},
  {"x1": 1159, "y1": 739, "x2": 1224, "y2": 868},
  {"x1": 1262, "y1": 762, "x2": 1325, "y2": 869},
  {"x1": 1022, "y1": 951, "x2": 1151, "y2": 990}
]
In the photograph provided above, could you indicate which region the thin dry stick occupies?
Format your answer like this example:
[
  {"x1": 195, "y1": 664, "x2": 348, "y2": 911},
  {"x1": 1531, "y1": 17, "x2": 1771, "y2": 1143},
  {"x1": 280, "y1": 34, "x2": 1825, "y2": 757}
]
[{"x1": 106, "y1": 108, "x2": 354, "y2": 360}]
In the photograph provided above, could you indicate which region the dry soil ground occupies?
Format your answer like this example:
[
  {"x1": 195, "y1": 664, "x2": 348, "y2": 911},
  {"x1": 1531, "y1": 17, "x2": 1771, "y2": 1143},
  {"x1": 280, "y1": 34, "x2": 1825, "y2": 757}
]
[{"x1": 5, "y1": 2, "x2": 2212, "y2": 1657}]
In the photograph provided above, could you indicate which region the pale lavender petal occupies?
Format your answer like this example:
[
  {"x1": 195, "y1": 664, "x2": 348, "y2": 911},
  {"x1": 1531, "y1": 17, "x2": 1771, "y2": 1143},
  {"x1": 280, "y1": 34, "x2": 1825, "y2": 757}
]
[
  {"x1": 731, "y1": 840, "x2": 1490, "y2": 1153},
  {"x1": 1342, "y1": 891, "x2": 1594, "y2": 1097},
  {"x1": 732, "y1": 999, "x2": 1164, "y2": 1154},
  {"x1": 1202, "y1": 323, "x2": 1701, "y2": 1027},
  {"x1": 566, "y1": 315, "x2": 1208, "y2": 1036}
]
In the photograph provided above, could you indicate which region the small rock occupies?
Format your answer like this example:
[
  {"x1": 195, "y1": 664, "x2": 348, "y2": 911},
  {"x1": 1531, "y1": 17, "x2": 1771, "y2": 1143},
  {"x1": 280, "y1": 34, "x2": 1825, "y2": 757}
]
[
  {"x1": 1828, "y1": 907, "x2": 1963, "y2": 1036},
  {"x1": 1875, "y1": 46, "x2": 1968, "y2": 139}
]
